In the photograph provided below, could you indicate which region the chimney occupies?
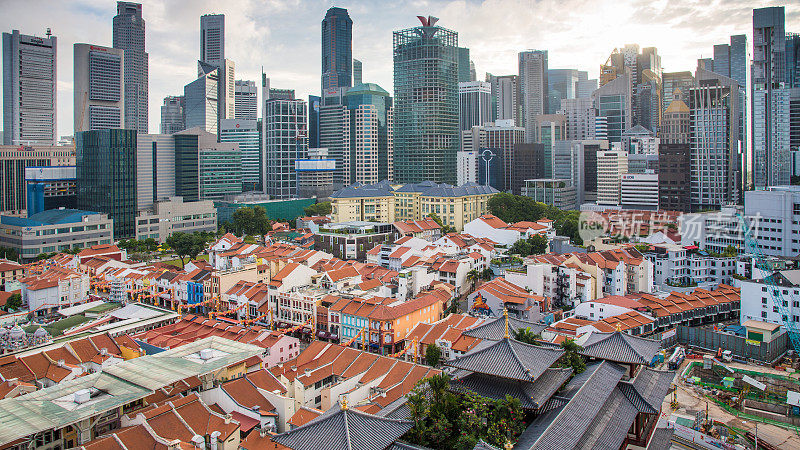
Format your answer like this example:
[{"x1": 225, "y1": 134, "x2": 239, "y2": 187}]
[
  {"x1": 191, "y1": 435, "x2": 205, "y2": 449},
  {"x1": 224, "y1": 414, "x2": 232, "y2": 424},
  {"x1": 209, "y1": 431, "x2": 221, "y2": 450},
  {"x1": 100, "y1": 347, "x2": 108, "y2": 356},
  {"x1": 304, "y1": 368, "x2": 311, "y2": 377}
]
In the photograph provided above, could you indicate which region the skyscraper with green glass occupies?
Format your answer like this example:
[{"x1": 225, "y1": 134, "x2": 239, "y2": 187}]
[
  {"x1": 76, "y1": 129, "x2": 137, "y2": 239},
  {"x1": 392, "y1": 16, "x2": 459, "y2": 184}
]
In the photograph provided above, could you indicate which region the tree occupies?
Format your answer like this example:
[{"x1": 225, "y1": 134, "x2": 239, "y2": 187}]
[
  {"x1": 558, "y1": 338, "x2": 585, "y2": 374},
  {"x1": 166, "y1": 232, "x2": 207, "y2": 268},
  {"x1": 466, "y1": 269, "x2": 481, "y2": 293},
  {"x1": 481, "y1": 267, "x2": 493, "y2": 281},
  {"x1": 232, "y1": 206, "x2": 270, "y2": 236},
  {"x1": 0, "y1": 246, "x2": 19, "y2": 262},
  {"x1": 303, "y1": 201, "x2": 332, "y2": 216},
  {"x1": 513, "y1": 327, "x2": 541, "y2": 345},
  {"x1": 428, "y1": 213, "x2": 456, "y2": 235},
  {"x1": 3, "y1": 293, "x2": 22, "y2": 311},
  {"x1": 425, "y1": 344, "x2": 442, "y2": 367}
]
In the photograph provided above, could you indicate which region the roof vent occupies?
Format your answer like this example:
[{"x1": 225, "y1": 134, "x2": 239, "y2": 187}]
[
  {"x1": 252, "y1": 404, "x2": 260, "y2": 412},
  {"x1": 224, "y1": 414, "x2": 232, "y2": 424},
  {"x1": 191, "y1": 435, "x2": 205, "y2": 449},
  {"x1": 100, "y1": 347, "x2": 108, "y2": 356},
  {"x1": 74, "y1": 388, "x2": 91, "y2": 404},
  {"x1": 290, "y1": 365, "x2": 297, "y2": 371},
  {"x1": 57, "y1": 359, "x2": 65, "y2": 367},
  {"x1": 199, "y1": 348, "x2": 214, "y2": 361},
  {"x1": 304, "y1": 368, "x2": 311, "y2": 376}
]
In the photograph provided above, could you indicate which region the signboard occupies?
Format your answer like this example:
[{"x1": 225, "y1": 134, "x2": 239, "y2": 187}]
[
  {"x1": 746, "y1": 339, "x2": 761, "y2": 346},
  {"x1": 662, "y1": 328, "x2": 676, "y2": 340},
  {"x1": 742, "y1": 375, "x2": 766, "y2": 391}
]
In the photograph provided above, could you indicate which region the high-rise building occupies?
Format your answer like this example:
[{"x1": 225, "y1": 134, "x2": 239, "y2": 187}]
[
  {"x1": 690, "y1": 74, "x2": 741, "y2": 210},
  {"x1": 621, "y1": 125, "x2": 658, "y2": 155},
  {"x1": 713, "y1": 44, "x2": 730, "y2": 79},
  {"x1": 601, "y1": 45, "x2": 661, "y2": 131},
  {"x1": 788, "y1": 33, "x2": 800, "y2": 88},
  {"x1": 558, "y1": 98, "x2": 595, "y2": 141},
  {"x1": 3, "y1": 29, "x2": 57, "y2": 145},
  {"x1": 730, "y1": 35, "x2": 747, "y2": 89},
  {"x1": 659, "y1": 143, "x2": 691, "y2": 212},
  {"x1": 547, "y1": 69, "x2": 587, "y2": 114},
  {"x1": 73, "y1": 44, "x2": 125, "y2": 132},
  {"x1": 317, "y1": 102, "x2": 350, "y2": 188},
  {"x1": 0, "y1": 144, "x2": 75, "y2": 216},
  {"x1": 576, "y1": 79, "x2": 598, "y2": 99},
  {"x1": 263, "y1": 88, "x2": 307, "y2": 199},
  {"x1": 200, "y1": 14, "x2": 225, "y2": 68},
  {"x1": 296, "y1": 147, "x2": 336, "y2": 199},
  {"x1": 457, "y1": 47, "x2": 474, "y2": 83},
  {"x1": 791, "y1": 88, "x2": 800, "y2": 151},
  {"x1": 486, "y1": 74, "x2": 518, "y2": 125},
  {"x1": 620, "y1": 173, "x2": 658, "y2": 210},
  {"x1": 662, "y1": 72, "x2": 695, "y2": 114},
  {"x1": 553, "y1": 140, "x2": 607, "y2": 205},
  {"x1": 113, "y1": 2, "x2": 148, "y2": 133},
  {"x1": 234, "y1": 80, "x2": 258, "y2": 120},
  {"x1": 321, "y1": 7, "x2": 352, "y2": 91},
  {"x1": 511, "y1": 144, "x2": 545, "y2": 195},
  {"x1": 353, "y1": 59, "x2": 363, "y2": 86},
  {"x1": 220, "y1": 119, "x2": 260, "y2": 192},
  {"x1": 535, "y1": 114, "x2": 566, "y2": 178},
  {"x1": 752, "y1": 6, "x2": 789, "y2": 189},
  {"x1": 458, "y1": 81, "x2": 492, "y2": 131},
  {"x1": 344, "y1": 83, "x2": 393, "y2": 184},
  {"x1": 596, "y1": 150, "x2": 628, "y2": 206},
  {"x1": 592, "y1": 73, "x2": 632, "y2": 143},
  {"x1": 486, "y1": 120, "x2": 525, "y2": 191},
  {"x1": 393, "y1": 16, "x2": 459, "y2": 184},
  {"x1": 184, "y1": 65, "x2": 219, "y2": 134},
  {"x1": 518, "y1": 50, "x2": 548, "y2": 142},
  {"x1": 76, "y1": 129, "x2": 137, "y2": 239},
  {"x1": 660, "y1": 88, "x2": 690, "y2": 144},
  {"x1": 160, "y1": 96, "x2": 185, "y2": 134},
  {"x1": 135, "y1": 133, "x2": 175, "y2": 211},
  {"x1": 174, "y1": 127, "x2": 241, "y2": 201},
  {"x1": 457, "y1": 150, "x2": 477, "y2": 185},
  {"x1": 461, "y1": 125, "x2": 488, "y2": 154}
]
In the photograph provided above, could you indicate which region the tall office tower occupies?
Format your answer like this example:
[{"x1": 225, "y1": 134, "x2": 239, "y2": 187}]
[
  {"x1": 175, "y1": 127, "x2": 241, "y2": 201},
  {"x1": 263, "y1": 91, "x2": 307, "y2": 199},
  {"x1": 457, "y1": 47, "x2": 473, "y2": 83},
  {"x1": 635, "y1": 72, "x2": 662, "y2": 133},
  {"x1": 697, "y1": 58, "x2": 714, "y2": 72},
  {"x1": 558, "y1": 98, "x2": 595, "y2": 141},
  {"x1": 596, "y1": 150, "x2": 628, "y2": 206},
  {"x1": 660, "y1": 89, "x2": 690, "y2": 144},
  {"x1": 321, "y1": 7, "x2": 352, "y2": 91},
  {"x1": 730, "y1": 35, "x2": 747, "y2": 88},
  {"x1": 627, "y1": 153, "x2": 658, "y2": 173},
  {"x1": 160, "y1": 95, "x2": 185, "y2": 134},
  {"x1": 662, "y1": 72, "x2": 695, "y2": 114},
  {"x1": 518, "y1": 50, "x2": 548, "y2": 142},
  {"x1": 3, "y1": 29, "x2": 57, "y2": 145},
  {"x1": 592, "y1": 73, "x2": 632, "y2": 143},
  {"x1": 200, "y1": 14, "x2": 225, "y2": 68},
  {"x1": 689, "y1": 76, "x2": 741, "y2": 210},
  {"x1": 353, "y1": 59, "x2": 363, "y2": 85},
  {"x1": 113, "y1": 2, "x2": 148, "y2": 133},
  {"x1": 486, "y1": 120, "x2": 525, "y2": 192},
  {"x1": 458, "y1": 81, "x2": 492, "y2": 131},
  {"x1": 393, "y1": 16, "x2": 459, "y2": 184},
  {"x1": 220, "y1": 119, "x2": 260, "y2": 192},
  {"x1": 344, "y1": 83, "x2": 394, "y2": 184},
  {"x1": 0, "y1": 144, "x2": 75, "y2": 216},
  {"x1": 457, "y1": 150, "x2": 478, "y2": 185},
  {"x1": 576, "y1": 78, "x2": 598, "y2": 99},
  {"x1": 486, "y1": 74, "x2": 518, "y2": 124},
  {"x1": 547, "y1": 69, "x2": 587, "y2": 114},
  {"x1": 602, "y1": 45, "x2": 661, "y2": 130},
  {"x1": 791, "y1": 88, "x2": 800, "y2": 151},
  {"x1": 234, "y1": 80, "x2": 258, "y2": 120},
  {"x1": 76, "y1": 129, "x2": 137, "y2": 239},
  {"x1": 184, "y1": 65, "x2": 219, "y2": 134},
  {"x1": 659, "y1": 143, "x2": 691, "y2": 212},
  {"x1": 592, "y1": 116, "x2": 608, "y2": 141},
  {"x1": 534, "y1": 114, "x2": 566, "y2": 178},
  {"x1": 317, "y1": 103, "x2": 350, "y2": 188},
  {"x1": 753, "y1": 6, "x2": 789, "y2": 189},
  {"x1": 554, "y1": 140, "x2": 608, "y2": 205},
  {"x1": 461, "y1": 125, "x2": 488, "y2": 153},
  {"x1": 788, "y1": 33, "x2": 800, "y2": 88},
  {"x1": 73, "y1": 44, "x2": 125, "y2": 132},
  {"x1": 713, "y1": 44, "x2": 731, "y2": 78},
  {"x1": 621, "y1": 125, "x2": 658, "y2": 155},
  {"x1": 135, "y1": 134, "x2": 175, "y2": 212}
]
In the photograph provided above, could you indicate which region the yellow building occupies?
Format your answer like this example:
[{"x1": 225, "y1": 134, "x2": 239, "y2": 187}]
[{"x1": 331, "y1": 180, "x2": 497, "y2": 231}]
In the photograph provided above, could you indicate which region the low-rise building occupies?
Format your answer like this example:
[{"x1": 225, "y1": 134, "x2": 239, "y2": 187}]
[
  {"x1": 466, "y1": 277, "x2": 546, "y2": 322},
  {"x1": 0, "y1": 260, "x2": 24, "y2": 292},
  {"x1": 0, "y1": 209, "x2": 113, "y2": 262},
  {"x1": 521, "y1": 178, "x2": 577, "y2": 210},
  {"x1": 463, "y1": 214, "x2": 553, "y2": 246},
  {"x1": 135, "y1": 196, "x2": 217, "y2": 242},
  {"x1": 739, "y1": 270, "x2": 800, "y2": 328},
  {"x1": 19, "y1": 266, "x2": 90, "y2": 315},
  {"x1": 313, "y1": 221, "x2": 395, "y2": 261}
]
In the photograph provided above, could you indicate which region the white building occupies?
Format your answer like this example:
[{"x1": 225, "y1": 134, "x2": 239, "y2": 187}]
[
  {"x1": 739, "y1": 270, "x2": 800, "y2": 328},
  {"x1": 135, "y1": 197, "x2": 217, "y2": 243},
  {"x1": 620, "y1": 173, "x2": 658, "y2": 210},
  {"x1": 458, "y1": 81, "x2": 492, "y2": 131},
  {"x1": 234, "y1": 80, "x2": 258, "y2": 120},
  {"x1": 73, "y1": 44, "x2": 124, "y2": 131},
  {"x1": 463, "y1": 214, "x2": 552, "y2": 247},
  {"x1": 21, "y1": 266, "x2": 90, "y2": 316},
  {"x1": 643, "y1": 244, "x2": 736, "y2": 292},
  {"x1": 220, "y1": 118, "x2": 260, "y2": 191},
  {"x1": 558, "y1": 98, "x2": 595, "y2": 141},
  {"x1": 596, "y1": 149, "x2": 628, "y2": 206},
  {"x1": 457, "y1": 150, "x2": 478, "y2": 185},
  {"x1": 136, "y1": 134, "x2": 175, "y2": 212}
]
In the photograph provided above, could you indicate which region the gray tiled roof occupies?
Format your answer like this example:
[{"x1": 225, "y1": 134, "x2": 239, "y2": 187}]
[
  {"x1": 463, "y1": 317, "x2": 547, "y2": 341},
  {"x1": 376, "y1": 395, "x2": 411, "y2": 420},
  {"x1": 579, "y1": 331, "x2": 661, "y2": 365},
  {"x1": 330, "y1": 180, "x2": 395, "y2": 198},
  {"x1": 450, "y1": 367, "x2": 572, "y2": 409},
  {"x1": 629, "y1": 367, "x2": 675, "y2": 412},
  {"x1": 646, "y1": 426, "x2": 675, "y2": 450},
  {"x1": 473, "y1": 440, "x2": 503, "y2": 450},
  {"x1": 388, "y1": 441, "x2": 431, "y2": 450},
  {"x1": 395, "y1": 180, "x2": 499, "y2": 197},
  {"x1": 445, "y1": 338, "x2": 564, "y2": 382},
  {"x1": 271, "y1": 403, "x2": 413, "y2": 450}
]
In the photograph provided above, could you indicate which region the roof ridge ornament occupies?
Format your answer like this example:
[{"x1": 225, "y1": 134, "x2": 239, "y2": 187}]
[
  {"x1": 341, "y1": 394, "x2": 348, "y2": 410},
  {"x1": 616, "y1": 322, "x2": 622, "y2": 332},
  {"x1": 503, "y1": 308, "x2": 510, "y2": 339}
]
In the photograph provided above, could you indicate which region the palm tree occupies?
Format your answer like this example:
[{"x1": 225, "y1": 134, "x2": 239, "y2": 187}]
[
  {"x1": 466, "y1": 269, "x2": 481, "y2": 293},
  {"x1": 513, "y1": 327, "x2": 542, "y2": 345},
  {"x1": 559, "y1": 338, "x2": 585, "y2": 374},
  {"x1": 481, "y1": 267, "x2": 493, "y2": 281}
]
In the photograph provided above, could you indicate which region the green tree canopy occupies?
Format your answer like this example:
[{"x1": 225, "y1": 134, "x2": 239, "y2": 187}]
[
  {"x1": 558, "y1": 338, "x2": 586, "y2": 374},
  {"x1": 488, "y1": 193, "x2": 583, "y2": 245},
  {"x1": 232, "y1": 206, "x2": 270, "y2": 236},
  {"x1": 425, "y1": 344, "x2": 442, "y2": 367},
  {"x1": 428, "y1": 213, "x2": 456, "y2": 235},
  {"x1": 3, "y1": 293, "x2": 22, "y2": 311},
  {"x1": 513, "y1": 327, "x2": 542, "y2": 345},
  {"x1": 166, "y1": 232, "x2": 211, "y2": 268},
  {"x1": 303, "y1": 201, "x2": 332, "y2": 216}
]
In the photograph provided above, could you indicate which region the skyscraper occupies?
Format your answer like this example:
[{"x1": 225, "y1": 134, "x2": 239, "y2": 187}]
[
  {"x1": 558, "y1": 98, "x2": 595, "y2": 141},
  {"x1": 344, "y1": 83, "x2": 393, "y2": 184},
  {"x1": 200, "y1": 14, "x2": 225, "y2": 68},
  {"x1": 486, "y1": 74, "x2": 518, "y2": 125},
  {"x1": 752, "y1": 6, "x2": 789, "y2": 188},
  {"x1": 547, "y1": 69, "x2": 587, "y2": 114},
  {"x1": 592, "y1": 73, "x2": 632, "y2": 143},
  {"x1": 234, "y1": 80, "x2": 258, "y2": 120},
  {"x1": 220, "y1": 119, "x2": 260, "y2": 191},
  {"x1": 184, "y1": 65, "x2": 219, "y2": 134},
  {"x1": 321, "y1": 7, "x2": 352, "y2": 91},
  {"x1": 788, "y1": 33, "x2": 800, "y2": 88},
  {"x1": 662, "y1": 71, "x2": 695, "y2": 113},
  {"x1": 3, "y1": 29, "x2": 57, "y2": 145},
  {"x1": 457, "y1": 47, "x2": 473, "y2": 82},
  {"x1": 160, "y1": 96, "x2": 185, "y2": 134},
  {"x1": 73, "y1": 44, "x2": 125, "y2": 132},
  {"x1": 175, "y1": 127, "x2": 241, "y2": 201},
  {"x1": 353, "y1": 59, "x2": 363, "y2": 85},
  {"x1": 263, "y1": 87, "x2": 307, "y2": 199},
  {"x1": 458, "y1": 81, "x2": 492, "y2": 131},
  {"x1": 518, "y1": 50, "x2": 548, "y2": 142},
  {"x1": 113, "y1": 2, "x2": 148, "y2": 133},
  {"x1": 393, "y1": 16, "x2": 459, "y2": 184},
  {"x1": 76, "y1": 129, "x2": 137, "y2": 239}
]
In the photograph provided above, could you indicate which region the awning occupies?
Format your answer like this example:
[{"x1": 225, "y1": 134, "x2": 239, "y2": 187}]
[{"x1": 230, "y1": 411, "x2": 259, "y2": 432}]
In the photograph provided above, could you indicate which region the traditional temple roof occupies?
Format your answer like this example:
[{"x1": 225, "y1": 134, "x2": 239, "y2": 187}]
[
  {"x1": 579, "y1": 331, "x2": 660, "y2": 366},
  {"x1": 271, "y1": 402, "x2": 413, "y2": 450},
  {"x1": 462, "y1": 316, "x2": 547, "y2": 341},
  {"x1": 473, "y1": 440, "x2": 502, "y2": 450},
  {"x1": 450, "y1": 367, "x2": 572, "y2": 409},
  {"x1": 514, "y1": 361, "x2": 674, "y2": 450},
  {"x1": 444, "y1": 338, "x2": 563, "y2": 383}
]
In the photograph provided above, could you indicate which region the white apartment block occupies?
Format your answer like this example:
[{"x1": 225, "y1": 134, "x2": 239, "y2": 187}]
[
  {"x1": 457, "y1": 150, "x2": 478, "y2": 185},
  {"x1": 644, "y1": 244, "x2": 736, "y2": 293},
  {"x1": 596, "y1": 150, "x2": 628, "y2": 206},
  {"x1": 739, "y1": 270, "x2": 800, "y2": 328}
]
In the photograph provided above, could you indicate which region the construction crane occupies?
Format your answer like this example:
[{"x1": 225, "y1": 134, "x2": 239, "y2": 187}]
[{"x1": 738, "y1": 213, "x2": 800, "y2": 353}]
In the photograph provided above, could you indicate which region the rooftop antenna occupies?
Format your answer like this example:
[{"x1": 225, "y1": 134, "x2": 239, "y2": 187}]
[{"x1": 46, "y1": 28, "x2": 51, "y2": 37}]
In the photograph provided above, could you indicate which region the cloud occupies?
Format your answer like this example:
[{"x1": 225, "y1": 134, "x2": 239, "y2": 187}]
[{"x1": 0, "y1": 0, "x2": 797, "y2": 136}]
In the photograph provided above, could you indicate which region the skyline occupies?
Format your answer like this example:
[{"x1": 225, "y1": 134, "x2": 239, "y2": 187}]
[{"x1": 1, "y1": 0, "x2": 798, "y2": 136}]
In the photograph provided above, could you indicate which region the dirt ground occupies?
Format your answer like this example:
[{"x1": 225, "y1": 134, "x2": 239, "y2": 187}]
[{"x1": 663, "y1": 360, "x2": 800, "y2": 449}]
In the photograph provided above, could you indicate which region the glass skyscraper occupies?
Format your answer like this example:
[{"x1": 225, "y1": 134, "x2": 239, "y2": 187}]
[
  {"x1": 321, "y1": 7, "x2": 352, "y2": 91},
  {"x1": 76, "y1": 129, "x2": 137, "y2": 239},
  {"x1": 220, "y1": 119, "x2": 260, "y2": 192},
  {"x1": 345, "y1": 83, "x2": 393, "y2": 184},
  {"x1": 393, "y1": 17, "x2": 459, "y2": 184},
  {"x1": 113, "y1": 2, "x2": 148, "y2": 133}
]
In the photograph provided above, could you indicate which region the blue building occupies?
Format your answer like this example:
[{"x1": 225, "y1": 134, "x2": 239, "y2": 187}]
[
  {"x1": 478, "y1": 148, "x2": 505, "y2": 192},
  {"x1": 25, "y1": 166, "x2": 77, "y2": 216}
]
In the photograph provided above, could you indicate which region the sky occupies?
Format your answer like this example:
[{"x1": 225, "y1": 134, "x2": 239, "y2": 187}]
[{"x1": 1, "y1": 0, "x2": 798, "y2": 137}]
